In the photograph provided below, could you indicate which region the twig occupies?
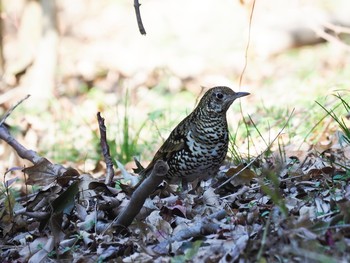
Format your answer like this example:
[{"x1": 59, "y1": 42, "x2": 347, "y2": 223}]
[
  {"x1": 0, "y1": 122, "x2": 42, "y2": 165},
  {"x1": 238, "y1": 0, "x2": 255, "y2": 88},
  {"x1": 0, "y1": 94, "x2": 30, "y2": 126},
  {"x1": 153, "y1": 209, "x2": 227, "y2": 253},
  {"x1": 4, "y1": 131, "x2": 40, "y2": 163},
  {"x1": 97, "y1": 112, "x2": 115, "y2": 185},
  {"x1": 134, "y1": 0, "x2": 146, "y2": 35},
  {"x1": 114, "y1": 160, "x2": 169, "y2": 234},
  {"x1": 220, "y1": 185, "x2": 250, "y2": 200},
  {"x1": 322, "y1": 21, "x2": 350, "y2": 35},
  {"x1": 216, "y1": 109, "x2": 295, "y2": 192},
  {"x1": 310, "y1": 24, "x2": 350, "y2": 51},
  {"x1": 0, "y1": 95, "x2": 69, "y2": 177},
  {"x1": 0, "y1": 121, "x2": 69, "y2": 179},
  {"x1": 169, "y1": 209, "x2": 226, "y2": 241},
  {"x1": 0, "y1": 87, "x2": 24, "y2": 105},
  {"x1": 237, "y1": 0, "x2": 255, "y2": 162}
]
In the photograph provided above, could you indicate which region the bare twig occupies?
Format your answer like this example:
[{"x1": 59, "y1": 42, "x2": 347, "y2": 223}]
[
  {"x1": 0, "y1": 94, "x2": 30, "y2": 126},
  {"x1": 237, "y1": 0, "x2": 255, "y2": 163},
  {"x1": 153, "y1": 209, "x2": 227, "y2": 253},
  {"x1": 238, "y1": 0, "x2": 255, "y2": 88},
  {"x1": 114, "y1": 160, "x2": 169, "y2": 234},
  {"x1": 310, "y1": 24, "x2": 350, "y2": 51},
  {"x1": 0, "y1": 126, "x2": 38, "y2": 164},
  {"x1": 169, "y1": 209, "x2": 226, "y2": 241},
  {"x1": 0, "y1": 122, "x2": 43, "y2": 164},
  {"x1": 0, "y1": 123, "x2": 69, "y2": 180},
  {"x1": 97, "y1": 112, "x2": 115, "y2": 185},
  {"x1": 322, "y1": 22, "x2": 350, "y2": 35},
  {"x1": 134, "y1": 0, "x2": 146, "y2": 35},
  {"x1": 0, "y1": 96, "x2": 69, "y2": 177}
]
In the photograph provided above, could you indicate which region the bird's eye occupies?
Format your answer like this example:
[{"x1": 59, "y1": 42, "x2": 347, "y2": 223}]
[{"x1": 216, "y1": 93, "x2": 224, "y2": 99}]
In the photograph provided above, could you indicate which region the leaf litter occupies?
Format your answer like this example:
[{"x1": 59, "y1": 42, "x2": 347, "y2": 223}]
[{"x1": 1, "y1": 119, "x2": 350, "y2": 262}]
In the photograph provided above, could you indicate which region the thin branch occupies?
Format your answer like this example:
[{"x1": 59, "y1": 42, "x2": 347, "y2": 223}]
[
  {"x1": 0, "y1": 125, "x2": 42, "y2": 164},
  {"x1": 0, "y1": 123, "x2": 69, "y2": 182},
  {"x1": 134, "y1": 0, "x2": 146, "y2": 35},
  {"x1": 238, "y1": 0, "x2": 255, "y2": 88},
  {"x1": 0, "y1": 95, "x2": 69, "y2": 177},
  {"x1": 322, "y1": 22, "x2": 350, "y2": 35},
  {"x1": 0, "y1": 94, "x2": 30, "y2": 126},
  {"x1": 153, "y1": 209, "x2": 227, "y2": 253},
  {"x1": 310, "y1": 24, "x2": 350, "y2": 51},
  {"x1": 237, "y1": 0, "x2": 256, "y2": 162},
  {"x1": 97, "y1": 112, "x2": 115, "y2": 185},
  {"x1": 0, "y1": 95, "x2": 46, "y2": 165}
]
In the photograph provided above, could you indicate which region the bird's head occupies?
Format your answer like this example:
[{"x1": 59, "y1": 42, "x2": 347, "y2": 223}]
[{"x1": 198, "y1": 86, "x2": 250, "y2": 114}]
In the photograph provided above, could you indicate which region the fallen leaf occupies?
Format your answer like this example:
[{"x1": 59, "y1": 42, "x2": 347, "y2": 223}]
[
  {"x1": 226, "y1": 164, "x2": 256, "y2": 186},
  {"x1": 23, "y1": 158, "x2": 63, "y2": 186}
]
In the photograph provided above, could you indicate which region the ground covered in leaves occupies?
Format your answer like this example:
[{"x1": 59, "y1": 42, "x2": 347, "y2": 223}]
[
  {"x1": 1, "y1": 0, "x2": 350, "y2": 262},
  {"x1": 1, "y1": 128, "x2": 350, "y2": 262}
]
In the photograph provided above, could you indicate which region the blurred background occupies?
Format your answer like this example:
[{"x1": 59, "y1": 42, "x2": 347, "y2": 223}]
[{"x1": 0, "y1": 0, "x2": 350, "y2": 176}]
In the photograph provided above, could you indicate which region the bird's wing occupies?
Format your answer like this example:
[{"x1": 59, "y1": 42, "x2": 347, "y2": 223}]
[
  {"x1": 155, "y1": 113, "x2": 194, "y2": 158},
  {"x1": 141, "y1": 114, "x2": 193, "y2": 176}
]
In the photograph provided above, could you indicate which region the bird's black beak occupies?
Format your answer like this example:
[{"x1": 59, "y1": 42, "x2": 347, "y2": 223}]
[{"x1": 235, "y1": 91, "x2": 250, "y2": 99}]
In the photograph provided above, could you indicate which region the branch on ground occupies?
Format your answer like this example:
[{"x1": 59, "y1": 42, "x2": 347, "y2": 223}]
[
  {"x1": 114, "y1": 160, "x2": 169, "y2": 234},
  {"x1": 153, "y1": 209, "x2": 227, "y2": 254}
]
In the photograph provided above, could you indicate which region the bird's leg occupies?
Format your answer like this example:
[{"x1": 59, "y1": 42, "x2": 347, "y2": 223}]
[{"x1": 181, "y1": 178, "x2": 189, "y2": 191}]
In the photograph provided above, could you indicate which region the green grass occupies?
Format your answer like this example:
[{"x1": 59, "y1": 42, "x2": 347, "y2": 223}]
[
  {"x1": 113, "y1": 89, "x2": 149, "y2": 164},
  {"x1": 316, "y1": 92, "x2": 350, "y2": 145}
]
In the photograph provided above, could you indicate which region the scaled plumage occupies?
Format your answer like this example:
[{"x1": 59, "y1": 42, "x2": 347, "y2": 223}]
[{"x1": 137, "y1": 86, "x2": 249, "y2": 188}]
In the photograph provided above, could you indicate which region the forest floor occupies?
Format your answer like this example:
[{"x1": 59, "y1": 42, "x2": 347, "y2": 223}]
[{"x1": 1, "y1": 0, "x2": 350, "y2": 262}]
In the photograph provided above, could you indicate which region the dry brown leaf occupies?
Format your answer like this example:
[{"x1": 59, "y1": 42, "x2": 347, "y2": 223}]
[
  {"x1": 23, "y1": 158, "x2": 66, "y2": 186},
  {"x1": 26, "y1": 185, "x2": 61, "y2": 211},
  {"x1": 283, "y1": 143, "x2": 311, "y2": 164},
  {"x1": 56, "y1": 167, "x2": 80, "y2": 186},
  {"x1": 146, "y1": 211, "x2": 173, "y2": 242},
  {"x1": 302, "y1": 155, "x2": 333, "y2": 178},
  {"x1": 226, "y1": 164, "x2": 256, "y2": 186},
  {"x1": 161, "y1": 202, "x2": 187, "y2": 219}
]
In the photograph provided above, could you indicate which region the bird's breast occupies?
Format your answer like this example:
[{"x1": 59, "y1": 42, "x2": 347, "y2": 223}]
[
  {"x1": 166, "y1": 119, "x2": 229, "y2": 182},
  {"x1": 186, "y1": 130, "x2": 228, "y2": 158}
]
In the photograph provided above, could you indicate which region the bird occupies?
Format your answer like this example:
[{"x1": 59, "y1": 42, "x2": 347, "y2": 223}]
[{"x1": 135, "y1": 86, "x2": 249, "y2": 190}]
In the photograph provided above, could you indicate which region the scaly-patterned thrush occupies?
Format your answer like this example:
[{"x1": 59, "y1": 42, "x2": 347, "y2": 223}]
[{"x1": 136, "y1": 86, "x2": 249, "y2": 189}]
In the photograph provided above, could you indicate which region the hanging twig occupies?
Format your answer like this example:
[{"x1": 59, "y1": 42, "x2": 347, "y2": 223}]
[{"x1": 134, "y1": 0, "x2": 146, "y2": 35}]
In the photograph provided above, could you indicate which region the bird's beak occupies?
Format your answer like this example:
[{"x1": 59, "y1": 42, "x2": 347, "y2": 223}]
[{"x1": 235, "y1": 91, "x2": 250, "y2": 99}]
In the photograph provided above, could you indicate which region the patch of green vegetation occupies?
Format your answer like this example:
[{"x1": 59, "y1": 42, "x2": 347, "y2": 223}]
[
  {"x1": 171, "y1": 240, "x2": 202, "y2": 263},
  {"x1": 317, "y1": 92, "x2": 350, "y2": 144},
  {"x1": 113, "y1": 89, "x2": 148, "y2": 164}
]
